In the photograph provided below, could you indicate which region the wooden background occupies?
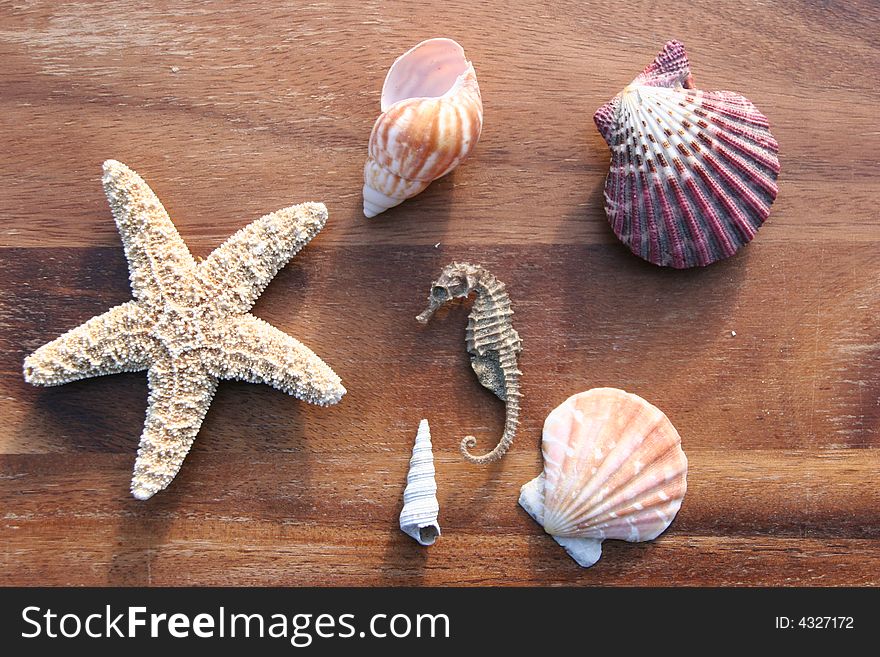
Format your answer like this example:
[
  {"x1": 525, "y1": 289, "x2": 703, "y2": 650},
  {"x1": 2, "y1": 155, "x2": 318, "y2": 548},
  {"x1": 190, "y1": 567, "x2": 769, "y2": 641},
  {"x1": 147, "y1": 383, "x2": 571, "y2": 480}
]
[{"x1": 1, "y1": 0, "x2": 878, "y2": 586}]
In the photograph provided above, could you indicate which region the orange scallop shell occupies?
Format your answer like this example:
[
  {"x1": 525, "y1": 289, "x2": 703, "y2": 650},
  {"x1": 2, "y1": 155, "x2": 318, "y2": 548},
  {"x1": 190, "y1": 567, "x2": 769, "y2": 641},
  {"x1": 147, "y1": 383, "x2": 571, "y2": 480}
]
[{"x1": 519, "y1": 388, "x2": 687, "y2": 567}]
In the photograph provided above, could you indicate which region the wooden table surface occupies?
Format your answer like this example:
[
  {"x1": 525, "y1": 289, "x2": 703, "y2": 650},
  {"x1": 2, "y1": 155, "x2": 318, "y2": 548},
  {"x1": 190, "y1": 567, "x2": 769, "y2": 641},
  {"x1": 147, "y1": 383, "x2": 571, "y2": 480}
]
[{"x1": 1, "y1": 1, "x2": 878, "y2": 586}]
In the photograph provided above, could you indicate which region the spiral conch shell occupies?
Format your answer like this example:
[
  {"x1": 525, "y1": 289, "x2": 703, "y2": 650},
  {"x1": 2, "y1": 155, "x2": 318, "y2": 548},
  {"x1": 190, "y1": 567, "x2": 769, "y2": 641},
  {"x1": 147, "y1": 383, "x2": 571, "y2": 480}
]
[
  {"x1": 594, "y1": 40, "x2": 780, "y2": 268},
  {"x1": 519, "y1": 388, "x2": 687, "y2": 567},
  {"x1": 363, "y1": 38, "x2": 483, "y2": 217},
  {"x1": 399, "y1": 419, "x2": 441, "y2": 546}
]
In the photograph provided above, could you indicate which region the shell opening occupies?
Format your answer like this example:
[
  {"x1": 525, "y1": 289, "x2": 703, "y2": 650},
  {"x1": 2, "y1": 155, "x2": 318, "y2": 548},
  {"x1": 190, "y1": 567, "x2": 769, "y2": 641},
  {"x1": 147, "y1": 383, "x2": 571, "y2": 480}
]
[
  {"x1": 419, "y1": 525, "x2": 439, "y2": 545},
  {"x1": 381, "y1": 38, "x2": 470, "y2": 112}
]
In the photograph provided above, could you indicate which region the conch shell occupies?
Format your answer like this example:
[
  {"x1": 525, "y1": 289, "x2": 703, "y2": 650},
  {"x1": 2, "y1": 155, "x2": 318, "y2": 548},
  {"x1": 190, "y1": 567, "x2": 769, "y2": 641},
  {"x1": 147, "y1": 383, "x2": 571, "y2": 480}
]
[
  {"x1": 363, "y1": 38, "x2": 483, "y2": 217},
  {"x1": 594, "y1": 40, "x2": 780, "y2": 268},
  {"x1": 519, "y1": 388, "x2": 687, "y2": 567},
  {"x1": 399, "y1": 419, "x2": 441, "y2": 546}
]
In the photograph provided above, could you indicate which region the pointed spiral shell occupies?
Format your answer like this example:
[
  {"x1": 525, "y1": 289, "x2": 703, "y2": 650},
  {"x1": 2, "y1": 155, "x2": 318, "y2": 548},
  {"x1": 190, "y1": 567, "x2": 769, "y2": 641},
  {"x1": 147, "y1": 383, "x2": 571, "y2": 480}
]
[
  {"x1": 363, "y1": 38, "x2": 483, "y2": 218},
  {"x1": 399, "y1": 419, "x2": 440, "y2": 546}
]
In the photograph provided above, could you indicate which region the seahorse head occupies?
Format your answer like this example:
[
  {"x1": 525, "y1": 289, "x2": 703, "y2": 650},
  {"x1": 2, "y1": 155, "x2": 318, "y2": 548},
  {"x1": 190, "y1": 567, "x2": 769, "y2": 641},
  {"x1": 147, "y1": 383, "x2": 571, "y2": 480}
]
[{"x1": 416, "y1": 261, "x2": 481, "y2": 324}]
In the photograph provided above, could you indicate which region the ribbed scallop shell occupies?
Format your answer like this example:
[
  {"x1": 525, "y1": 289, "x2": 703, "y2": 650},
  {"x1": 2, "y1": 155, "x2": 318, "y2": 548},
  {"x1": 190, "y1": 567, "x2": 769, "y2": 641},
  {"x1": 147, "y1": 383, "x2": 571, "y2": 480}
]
[
  {"x1": 594, "y1": 40, "x2": 780, "y2": 268},
  {"x1": 519, "y1": 388, "x2": 687, "y2": 567},
  {"x1": 363, "y1": 38, "x2": 483, "y2": 217},
  {"x1": 399, "y1": 419, "x2": 441, "y2": 546}
]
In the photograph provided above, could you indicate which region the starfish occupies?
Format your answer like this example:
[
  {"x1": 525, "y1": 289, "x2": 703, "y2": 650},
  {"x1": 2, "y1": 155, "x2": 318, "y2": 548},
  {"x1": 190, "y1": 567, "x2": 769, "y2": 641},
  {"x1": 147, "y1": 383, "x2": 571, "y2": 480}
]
[{"x1": 23, "y1": 160, "x2": 346, "y2": 500}]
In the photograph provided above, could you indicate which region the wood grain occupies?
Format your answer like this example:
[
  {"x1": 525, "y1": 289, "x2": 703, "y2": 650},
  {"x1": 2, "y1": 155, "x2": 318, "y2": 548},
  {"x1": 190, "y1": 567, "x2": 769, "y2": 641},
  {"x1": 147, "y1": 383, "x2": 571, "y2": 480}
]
[{"x1": 1, "y1": 0, "x2": 878, "y2": 586}]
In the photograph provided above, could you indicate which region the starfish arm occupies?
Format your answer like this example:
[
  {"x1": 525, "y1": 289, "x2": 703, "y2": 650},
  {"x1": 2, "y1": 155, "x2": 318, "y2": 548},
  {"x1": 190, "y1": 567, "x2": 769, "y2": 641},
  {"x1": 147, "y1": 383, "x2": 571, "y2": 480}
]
[
  {"x1": 212, "y1": 313, "x2": 345, "y2": 406},
  {"x1": 23, "y1": 301, "x2": 156, "y2": 386},
  {"x1": 102, "y1": 160, "x2": 198, "y2": 303},
  {"x1": 196, "y1": 202, "x2": 328, "y2": 314},
  {"x1": 131, "y1": 353, "x2": 219, "y2": 500}
]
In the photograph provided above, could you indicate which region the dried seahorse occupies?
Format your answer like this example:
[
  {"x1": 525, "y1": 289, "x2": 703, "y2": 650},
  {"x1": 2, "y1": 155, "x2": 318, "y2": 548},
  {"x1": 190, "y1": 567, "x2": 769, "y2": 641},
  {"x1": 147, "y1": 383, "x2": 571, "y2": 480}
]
[{"x1": 416, "y1": 262, "x2": 522, "y2": 464}]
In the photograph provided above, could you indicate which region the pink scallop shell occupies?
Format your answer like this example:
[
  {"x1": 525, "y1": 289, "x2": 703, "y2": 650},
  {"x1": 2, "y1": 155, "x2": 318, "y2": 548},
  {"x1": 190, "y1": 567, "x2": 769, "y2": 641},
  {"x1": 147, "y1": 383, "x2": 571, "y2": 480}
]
[
  {"x1": 519, "y1": 388, "x2": 687, "y2": 567},
  {"x1": 594, "y1": 41, "x2": 780, "y2": 268}
]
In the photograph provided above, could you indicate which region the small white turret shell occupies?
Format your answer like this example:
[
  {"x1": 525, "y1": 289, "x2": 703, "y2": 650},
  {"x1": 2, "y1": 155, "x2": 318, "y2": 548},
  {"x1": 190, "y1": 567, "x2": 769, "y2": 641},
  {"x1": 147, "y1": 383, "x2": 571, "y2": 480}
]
[
  {"x1": 519, "y1": 388, "x2": 688, "y2": 567},
  {"x1": 399, "y1": 419, "x2": 441, "y2": 546},
  {"x1": 363, "y1": 38, "x2": 483, "y2": 218}
]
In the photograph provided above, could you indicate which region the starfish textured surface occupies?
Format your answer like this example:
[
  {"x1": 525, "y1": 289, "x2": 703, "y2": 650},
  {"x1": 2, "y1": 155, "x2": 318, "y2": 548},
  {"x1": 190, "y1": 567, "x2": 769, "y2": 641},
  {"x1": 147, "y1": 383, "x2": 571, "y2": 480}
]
[{"x1": 23, "y1": 160, "x2": 346, "y2": 500}]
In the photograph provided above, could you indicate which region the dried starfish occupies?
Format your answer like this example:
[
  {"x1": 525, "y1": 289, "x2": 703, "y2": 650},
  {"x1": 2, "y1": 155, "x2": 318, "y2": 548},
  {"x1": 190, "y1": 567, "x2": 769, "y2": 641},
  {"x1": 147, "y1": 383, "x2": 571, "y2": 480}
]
[
  {"x1": 23, "y1": 160, "x2": 345, "y2": 500},
  {"x1": 416, "y1": 262, "x2": 522, "y2": 464}
]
